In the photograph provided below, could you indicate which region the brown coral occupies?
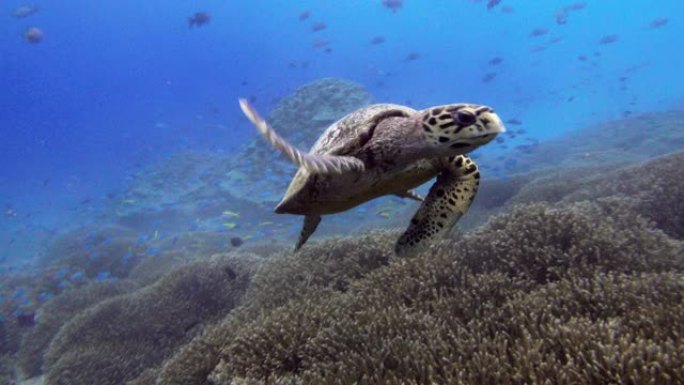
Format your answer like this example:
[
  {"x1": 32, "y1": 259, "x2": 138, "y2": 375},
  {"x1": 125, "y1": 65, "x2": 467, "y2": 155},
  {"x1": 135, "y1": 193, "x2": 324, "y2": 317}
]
[
  {"x1": 43, "y1": 254, "x2": 259, "y2": 385},
  {"x1": 41, "y1": 225, "x2": 145, "y2": 279},
  {"x1": 17, "y1": 280, "x2": 136, "y2": 378},
  {"x1": 192, "y1": 200, "x2": 683, "y2": 385},
  {"x1": 153, "y1": 231, "x2": 396, "y2": 385}
]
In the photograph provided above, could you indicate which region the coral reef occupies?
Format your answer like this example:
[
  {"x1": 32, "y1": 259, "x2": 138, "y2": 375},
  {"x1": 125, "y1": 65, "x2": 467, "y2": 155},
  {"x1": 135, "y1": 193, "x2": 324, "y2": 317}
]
[
  {"x1": 266, "y1": 77, "x2": 372, "y2": 143},
  {"x1": 41, "y1": 225, "x2": 146, "y2": 280},
  {"x1": 458, "y1": 200, "x2": 682, "y2": 282},
  {"x1": 0, "y1": 353, "x2": 13, "y2": 385},
  {"x1": 43, "y1": 254, "x2": 260, "y2": 385},
  {"x1": 152, "y1": 198, "x2": 682, "y2": 385},
  {"x1": 561, "y1": 152, "x2": 684, "y2": 239},
  {"x1": 110, "y1": 150, "x2": 283, "y2": 238},
  {"x1": 17, "y1": 280, "x2": 136, "y2": 378},
  {"x1": 7, "y1": 107, "x2": 684, "y2": 385},
  {"x1": 468, "y1": 150, "x2": 684, "y2": 235},
  {"x1": 494, "y1": 109, "x2": 684, "y2": 173},
  {"x1": 150, "y1": 230, "x2": 397, "y2": 385},
  {"x1": 243, "y1": 229, "x2": 395, "y2": 308}
]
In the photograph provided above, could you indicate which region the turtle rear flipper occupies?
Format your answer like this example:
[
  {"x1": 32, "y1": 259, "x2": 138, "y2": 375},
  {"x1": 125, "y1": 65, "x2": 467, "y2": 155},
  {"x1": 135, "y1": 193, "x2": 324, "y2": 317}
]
[
  {"x1": 295, "y1": 215, "x2": 322, "y2": 251},
  {"x1": 239, "y1": 99, "x2": 365, "y2": 174},
  {"x1": 395, "y1": 155, "x2": 479, "y2": 256}
]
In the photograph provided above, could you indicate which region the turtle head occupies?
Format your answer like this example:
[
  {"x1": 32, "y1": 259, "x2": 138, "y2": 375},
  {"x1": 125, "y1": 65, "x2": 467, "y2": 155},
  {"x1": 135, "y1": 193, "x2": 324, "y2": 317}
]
[{"x1": 419, "y1": 104, "x2": 505, "y2": 155}]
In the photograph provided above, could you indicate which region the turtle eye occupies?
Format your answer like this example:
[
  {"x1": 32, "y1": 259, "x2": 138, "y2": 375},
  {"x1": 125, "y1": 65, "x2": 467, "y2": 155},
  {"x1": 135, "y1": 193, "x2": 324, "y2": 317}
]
[{"x1": 454, "y1": 110, "x2": 476, "y2": 126}]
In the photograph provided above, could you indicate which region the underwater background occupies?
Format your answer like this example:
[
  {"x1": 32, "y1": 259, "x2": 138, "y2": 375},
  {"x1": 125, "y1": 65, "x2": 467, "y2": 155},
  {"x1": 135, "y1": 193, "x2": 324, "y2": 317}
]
[{"x1": 1, "y1": 1, "x2": 684, "y2": 384}]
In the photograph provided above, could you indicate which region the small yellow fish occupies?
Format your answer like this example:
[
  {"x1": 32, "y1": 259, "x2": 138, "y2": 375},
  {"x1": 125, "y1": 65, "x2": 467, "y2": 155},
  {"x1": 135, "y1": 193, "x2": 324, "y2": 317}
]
[
  {"x1": 121, "y1": 199, "x2": 136, "y2": 205},
  {"x1": 375, "y1": 208, "x2": 393, "y2": 218},
  {"x1": 222, "y1": 210, "x2": 240, "y2": 218},
  {"x1": 259, "y1": 221, "x2": 274, "y2": 226},
  {"x1": 223, "y1": 222, "x2": 238, "y2": 229}
]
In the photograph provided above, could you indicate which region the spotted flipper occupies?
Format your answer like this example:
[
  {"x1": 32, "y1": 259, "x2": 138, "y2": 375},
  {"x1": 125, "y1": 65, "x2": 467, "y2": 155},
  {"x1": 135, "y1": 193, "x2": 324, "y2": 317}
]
[
  {"x1": 394, "y1": 190, "x2": 424, "y2": 202},
  {"x1": 295, "y1": 215, "x2": 322, "y2": 251},
  {"x1": 239, "y1": 99, "x2": 365, "y2": 174},
  {"x1": 395, "y1": 155, "x2": 480, "y2": 256}
]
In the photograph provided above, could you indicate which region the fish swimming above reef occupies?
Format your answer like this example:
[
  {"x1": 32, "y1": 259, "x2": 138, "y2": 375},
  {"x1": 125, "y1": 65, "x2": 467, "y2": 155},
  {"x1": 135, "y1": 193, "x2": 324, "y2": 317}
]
[
  {"x1": 382, "y1": 0, "x2": 403, "y2": 13},
  {"x1": 405, "y1": 52, "x2": 420, "y2": 61},
  {"x1": 230, "y1": 237, "x2": 244, "y2": 247},
  {"x1": 311, "y1": 22, "x2": 327, "y2": 32},
  {"x1": 370, "y1": 36, "x2": 386, "y2": 45},
  {"x1": 529, "y1": 28, "x2": 549, "y2": 37},
  {"x1": 649, "y1": 18, "x2": 669, "y2": 29},
  {"x1": 298, "y1": 10, "x2": 311, "y2": 21},
  {"x1": 487, "y1": 0, "x2": 501, "y2": 10},
  {"x1": 13, "y1": 5, "x2": 39, "y2": 18},
  {"x1": 23, "y1": 27, "x2": 43, "y2": 44},
  {"x1": 489, "y1": 57, "x2": 503, "y2": 66},
  {"x1": 238, "y1": 98, "x2": 505, "y2": 256},
  {"x1": 188, "y1": 12, "x2": 211, "y2": 28},
  {"x1": 482, "y1": 72, "x2": 497, "y2": 83},
  {"x1": 599, "y1": 34, "x2": 618, "y2": 45}
]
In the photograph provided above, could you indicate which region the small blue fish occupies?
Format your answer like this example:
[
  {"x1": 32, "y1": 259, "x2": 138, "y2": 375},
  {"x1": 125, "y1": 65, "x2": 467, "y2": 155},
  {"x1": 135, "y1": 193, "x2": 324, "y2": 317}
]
[
  {"x1": 96, "y1": 271, "x2": 111, "y2": 281},
  {"x1": 70, "y1": 271, "x2": 84, "y2": 281},
  {"x1": 54, "y1": 267, "x2": 70, "y2": 280},
  {"x1": 39, "y1": 292, "x2": 54, "y2": 302},
  {"x1": 12, "y1": 288, "x2": 26, "y2": 299},
  {"x1": 146, "y1": 247, "x2": 160, "y2": 256},
  {"x1": 121, "y1": 252, "x2": 135, "y2": 264}
]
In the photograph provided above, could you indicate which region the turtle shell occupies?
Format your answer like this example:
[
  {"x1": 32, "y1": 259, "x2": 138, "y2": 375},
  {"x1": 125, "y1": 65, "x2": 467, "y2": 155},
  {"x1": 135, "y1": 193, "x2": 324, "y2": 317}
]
[
  {"x1": 308, "y1": 103, "x2": 417, "y2": 156},
  {"x1": 275, "y1": 104, "x2": 423, "y2": 215}
]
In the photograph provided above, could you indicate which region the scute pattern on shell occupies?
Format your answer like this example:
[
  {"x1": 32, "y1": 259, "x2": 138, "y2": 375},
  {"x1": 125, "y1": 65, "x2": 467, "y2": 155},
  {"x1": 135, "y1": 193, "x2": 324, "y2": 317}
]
[{"x1": 309, "y1": 104, "x2": 417, "y2": 156}]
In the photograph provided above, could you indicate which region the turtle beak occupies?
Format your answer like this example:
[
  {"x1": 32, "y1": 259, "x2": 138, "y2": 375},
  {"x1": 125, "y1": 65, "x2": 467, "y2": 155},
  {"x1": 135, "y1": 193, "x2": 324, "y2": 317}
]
[{"x1": 473, "y1": 107, "x2": 505, "y2": 138}]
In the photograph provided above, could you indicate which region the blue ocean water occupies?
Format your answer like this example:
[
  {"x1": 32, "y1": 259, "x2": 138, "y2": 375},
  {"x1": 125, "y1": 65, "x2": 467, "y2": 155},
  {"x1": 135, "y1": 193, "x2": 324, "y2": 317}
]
[{"x1": 0, "y1": 0, "x2": 682, "y2": 267}]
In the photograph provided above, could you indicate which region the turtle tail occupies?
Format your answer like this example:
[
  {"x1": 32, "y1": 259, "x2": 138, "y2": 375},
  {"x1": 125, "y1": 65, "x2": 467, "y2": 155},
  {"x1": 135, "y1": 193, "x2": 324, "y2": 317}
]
[{"x1": 239, "y1": 99, "x2": 365, "y2": 174}]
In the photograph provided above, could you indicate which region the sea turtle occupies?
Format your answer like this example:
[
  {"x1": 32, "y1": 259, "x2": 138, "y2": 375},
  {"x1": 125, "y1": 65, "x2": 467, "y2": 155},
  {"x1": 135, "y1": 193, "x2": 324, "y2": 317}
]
[{"x1": 239, "y1": 99, "x2": 505, "y2": 256}]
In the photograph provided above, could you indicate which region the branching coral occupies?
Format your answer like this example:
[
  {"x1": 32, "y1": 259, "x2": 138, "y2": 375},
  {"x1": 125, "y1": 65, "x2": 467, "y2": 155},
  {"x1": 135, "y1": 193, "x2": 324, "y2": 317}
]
[
  {"x1": 187, "y1": 200, "x2": 683, "y2": 385},
  {"x1": 33, "y1": 153, "x2": 684, "y2": 385},
  {"x1": 43, "y1": 254, "x2": 260, "y2": 385},
  {"x1": 475, "y1": 151, "x2": 684, "y2": 241},
  {"x1": 41, "y1": 225, "x2": 146, "y2": 279},
  {"x1": 152, "y1": 231, "x2": 396, "y2": 385},
  {"x1": 458, "y1": 201, "x2": 682, "y2": 283},
  {"x1": 17, "y1": 280, "x2": 136, "y2": 378},
  {"x1": 562, "y1": 151, "x2": 684, "y2": 239}
]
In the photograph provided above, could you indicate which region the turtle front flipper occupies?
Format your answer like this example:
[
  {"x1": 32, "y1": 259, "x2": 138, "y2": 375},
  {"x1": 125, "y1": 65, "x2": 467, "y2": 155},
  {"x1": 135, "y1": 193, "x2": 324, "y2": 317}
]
[
  {"x1": 395, "y1": 155, "x2": 479, "y2": 256},
  {"x1": 239, "y1": 99, "x2": 365, "y2": 174},
  {"x1": 295, "y1": 215, "x2": 322, "y2": 251}
]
